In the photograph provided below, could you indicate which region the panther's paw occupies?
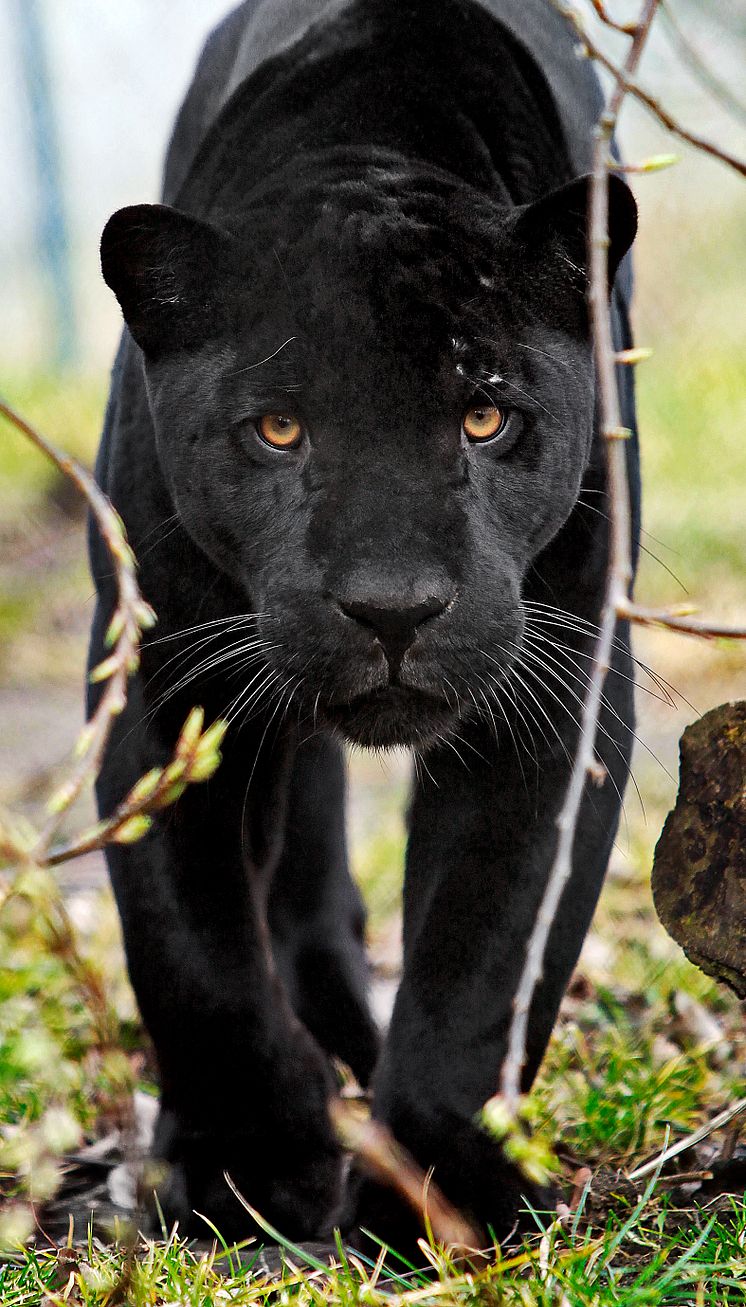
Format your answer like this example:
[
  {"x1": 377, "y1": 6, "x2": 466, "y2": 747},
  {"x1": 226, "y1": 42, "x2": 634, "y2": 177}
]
[
  {"x1": 347, "y1": 1110, "x2": 556, "y2": 1262},
  {"x1": 350, "y1": 1169, "x2": 554, "y2": 1261},
  {"x1": 146, "y1": 1106, "x2": 344, "y2": 1242}
]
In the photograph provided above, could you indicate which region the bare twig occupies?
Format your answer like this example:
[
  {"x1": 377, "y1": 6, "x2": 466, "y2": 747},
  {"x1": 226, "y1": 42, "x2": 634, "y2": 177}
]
[
  {"x1": 619, "y1": 599, "x2": 746, "y2": 640},
  {"x1": 44, "y1": 708, "x2": 227, "y2": 866},
  {"x1": 656, "y1": 1170, "x2": 713, "y2": 1187},
  {"x1": 329, "y1": 1099, "x2": 483, "y2": 1249},
  {"x1": 658, "y1": 0, "x2": 746, "y2": 129},
  {"x1": 500, "y1": 1, "x2": 661, "y2": 1119},
  {"x1": 0, "y1": 401, "x2": 229, "y2": 877},
  {"x1": 0, "y1": 397, "x2": 155, "y2": 859},
  {"x1": 501, "y1": 0, "x2": 746, "y2": 1116},
  {"x1": 719, "y1": 1119, "x2": 741, "y2": 1164},
  {"x1": 0, "y1": 397, "x2": 482, "y2": 1247},
  {"x1": 569, "y1": 1166, "x2": 593, "y2": 1212},
  {"x1": 554, "y1": 2, "x2": 746, "y2": 178},
  {"x1": 588, "y1": 0, "x2": 637, "y2": 36},
  {"x1": 628, "y1": 1098, "x2": 746, "y2": 1181}
]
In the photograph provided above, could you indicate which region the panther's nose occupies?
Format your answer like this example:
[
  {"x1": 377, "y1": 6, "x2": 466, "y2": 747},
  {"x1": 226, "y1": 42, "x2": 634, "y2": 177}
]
[{"x1": 339, "y1": 594, "x2": 450, "y2": 667}]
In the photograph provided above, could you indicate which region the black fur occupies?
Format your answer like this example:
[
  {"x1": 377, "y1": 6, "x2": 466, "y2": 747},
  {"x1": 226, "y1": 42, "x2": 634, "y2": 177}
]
[{"x1": 90, "y1": 0, "x2": 640, "y2": 1248}]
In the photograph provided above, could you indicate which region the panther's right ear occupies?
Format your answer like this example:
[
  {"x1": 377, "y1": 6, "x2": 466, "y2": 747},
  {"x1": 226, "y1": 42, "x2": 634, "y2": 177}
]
[{"x1": 101, "y1": 204, "x2": 234, "y2": 358}]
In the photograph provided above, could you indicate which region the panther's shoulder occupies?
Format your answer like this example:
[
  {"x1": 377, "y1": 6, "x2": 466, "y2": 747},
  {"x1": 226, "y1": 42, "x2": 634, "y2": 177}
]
[{"x1": 163, "y1": 0, "x2": 604, "y2": 206}]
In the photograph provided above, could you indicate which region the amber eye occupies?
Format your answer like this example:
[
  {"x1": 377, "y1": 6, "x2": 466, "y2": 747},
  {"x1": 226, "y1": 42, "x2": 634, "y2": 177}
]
[
  {"x1": 462, "y1": 404, "x2": 505, "y2": 442},
  {"x1": 257, "y1": 413, "x2": 304, "y2": 449}
]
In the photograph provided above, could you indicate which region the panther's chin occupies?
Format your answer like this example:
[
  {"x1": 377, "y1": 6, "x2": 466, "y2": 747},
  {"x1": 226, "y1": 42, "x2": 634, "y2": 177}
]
[{"x1": 325, "y1": 684, "x2": 458, "y2": 751}]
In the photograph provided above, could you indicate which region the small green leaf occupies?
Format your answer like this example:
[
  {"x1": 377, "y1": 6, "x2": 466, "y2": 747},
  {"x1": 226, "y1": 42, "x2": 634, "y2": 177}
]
[
  {"x1": 46, "y1": 781, "x2": 78, "y2": 815},
  {"x1": 481, "y1": 1095, "x2": 515, "y2": 1140}
]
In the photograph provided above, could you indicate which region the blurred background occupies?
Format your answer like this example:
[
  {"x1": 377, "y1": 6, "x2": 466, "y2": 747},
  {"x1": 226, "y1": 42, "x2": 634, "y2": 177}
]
[{"x1": 0, "y1": 0, "x2": 744, "y2": 1014}]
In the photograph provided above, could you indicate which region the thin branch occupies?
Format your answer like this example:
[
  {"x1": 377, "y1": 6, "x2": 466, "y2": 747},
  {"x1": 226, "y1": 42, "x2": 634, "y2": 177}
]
[
  {"x1": 554, "y1": 2, "x2": 746, "y2": 178},
  {"x1": 659, "y1": 0, "x2": 746, "y2": 129},
  {"x1": 588, "y1": 0, "x2": 638, "y2": 36},
  {"x1": 628, "y1": 1097, "x2": 746, "y2": 1181},
  {"x1": 502, "y1": 0, "x2": 746, "y2": 1115},
  {"x1": 0, "y1": 398, "x2": 155, "y2": 857},
  {"x1": 0, "y1": 397, "x2": 482, "y2": 1247},
  {"x1": 620, "y1": 600, "x2": 746, "y2": 640},
  {"x1": 329, "y1": 1099, "x2": 483, "y2": 1250},
  {"x1": 499, "y1": 0, "x2": 661, "y2": 1113},
  {"x1": 44, "y1": 711, "x2": 227, "y2": 866},
  {"x1": 0, "y1": 402, "x2": 231, "y2": 876}
]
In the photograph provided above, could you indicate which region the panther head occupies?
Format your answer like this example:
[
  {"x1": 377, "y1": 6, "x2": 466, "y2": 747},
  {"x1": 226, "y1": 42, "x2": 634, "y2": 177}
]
[{"x1": 101, "y1": 166, "x2": 635, "y2": 749}]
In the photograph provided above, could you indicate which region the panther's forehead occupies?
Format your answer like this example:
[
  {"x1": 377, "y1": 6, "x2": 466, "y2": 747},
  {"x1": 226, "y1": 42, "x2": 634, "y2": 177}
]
[{"x1": 252, "y1": 172, "x2": 510, "y2": 317}]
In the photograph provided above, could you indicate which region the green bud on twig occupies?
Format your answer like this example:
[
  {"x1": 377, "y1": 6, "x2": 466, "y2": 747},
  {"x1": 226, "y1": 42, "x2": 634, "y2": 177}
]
[
  {"x1": 126, "y1": 768, "x2": 163, "y2": 805},
  {"x1": 134, "y1": 600, "x2": 157, "y2": 630},
  {"x1": 159, "y1": 781, "x2": 188, "y2": 805},
  {"x1": 162, "y1": 758, "x2": 187, "y2": 786},
  {"x1": 196, "y1": 719, "x2": 228, "y2": 755},
  {"x1": 187, "y1": 752, "x2": 222, "y2": 782},
  {"x1": 177, "y1": 706, "x2": 205, "y2": 756},
  {"x1": 615, "y1": 347, "x2": 653, "y2": 365},
  {"x1": 481, "y1": 1094, "x2": 515, "y2": 1139},
  {"x1": 112, "y1": 814, "x2": 153, "y2": 844},
  {"x1": 88, "y1": 654, "x2": 120, "y2": 684},
  {"x1": 105, "y1": 610, "x2": 125, "y2": 647},
  {"x1": 73, "y1": 720, "x2": 97, "y2": 758}
]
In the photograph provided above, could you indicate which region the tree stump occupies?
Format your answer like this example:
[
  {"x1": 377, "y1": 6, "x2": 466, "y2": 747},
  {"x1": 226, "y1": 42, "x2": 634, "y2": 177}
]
[{"x1": 651, "y1": 701, "x2": 746, "y2": 996}]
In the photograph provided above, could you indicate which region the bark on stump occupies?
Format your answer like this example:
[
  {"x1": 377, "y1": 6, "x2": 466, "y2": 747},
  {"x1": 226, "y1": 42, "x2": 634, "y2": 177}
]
[{"x1": 652, "y1": 700, "x2": 746, "y2": 997}]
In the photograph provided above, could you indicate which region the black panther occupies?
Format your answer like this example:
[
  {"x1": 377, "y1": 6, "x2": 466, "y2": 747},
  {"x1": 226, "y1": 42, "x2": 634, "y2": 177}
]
[{"x1": 90, "y1": 0, "x2": 640, "y2": 1248}]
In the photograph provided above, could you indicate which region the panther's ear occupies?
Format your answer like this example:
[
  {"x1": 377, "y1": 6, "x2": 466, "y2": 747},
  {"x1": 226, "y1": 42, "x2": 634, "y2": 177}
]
[
  {"x1": 101, "y1": 204, "x2": 234, "y2": 358},
  {"x1": 514, "y1": 173, "x2": 637, "y2": 291}
]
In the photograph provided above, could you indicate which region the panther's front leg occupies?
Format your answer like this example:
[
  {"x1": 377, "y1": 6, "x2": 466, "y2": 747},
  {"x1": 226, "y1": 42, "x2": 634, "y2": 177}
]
[
  {"x1": 268, "y1": 733, "x2": 380, "y2": 1087},
  {"x1": 92, "y1": 640, "x2": 342, "y2": 1240},
  {"x1": 353, "y1": 626, "x2": 635, "y2": 1248}
]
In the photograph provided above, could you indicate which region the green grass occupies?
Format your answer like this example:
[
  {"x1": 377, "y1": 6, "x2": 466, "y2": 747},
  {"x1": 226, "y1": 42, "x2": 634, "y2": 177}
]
[
  {"x1": 1, "y1": 847, "x2": 742, "y2": 1300},
  {"x1": 637, "y1": 342, "x2": 746, "y2": 589},
  {"x1": 0, "y1": 371, "x2": 105, "y2": 528},
  {"x1": 0, "y1": 1194, "x2": 744, "y2": 1304}
]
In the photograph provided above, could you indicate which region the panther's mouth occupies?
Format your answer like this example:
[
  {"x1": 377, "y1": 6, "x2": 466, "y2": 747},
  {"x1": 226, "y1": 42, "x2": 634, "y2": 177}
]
[{"x1": 324, "y1": 683, "x2": 458, "y2": 750}]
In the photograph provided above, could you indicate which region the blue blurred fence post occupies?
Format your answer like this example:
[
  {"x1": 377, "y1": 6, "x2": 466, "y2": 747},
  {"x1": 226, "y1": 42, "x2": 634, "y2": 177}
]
[{"x1": 14, "y1": 0, "x2": 77, "y2": 370}]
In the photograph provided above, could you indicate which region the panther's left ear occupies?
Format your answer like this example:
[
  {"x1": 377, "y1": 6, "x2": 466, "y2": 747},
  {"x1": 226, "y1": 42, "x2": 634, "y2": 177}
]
[
  {"x1": 101, "y1": 203, "x2": 236, "y2": 359},
  {"x1": 514, "y1": 173, "x2": 637, "y2": 291}
]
